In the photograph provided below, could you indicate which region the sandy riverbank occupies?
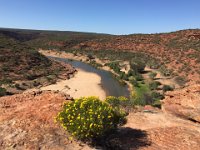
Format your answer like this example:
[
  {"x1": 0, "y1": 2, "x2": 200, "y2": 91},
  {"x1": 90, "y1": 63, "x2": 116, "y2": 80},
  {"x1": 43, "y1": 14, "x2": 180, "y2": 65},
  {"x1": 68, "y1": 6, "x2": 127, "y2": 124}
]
[
  {"x1": 41, "y1": 69, "x2": 106, "y2": 100},
  {"x1": 25, "y1": 50, "x2": 107, "y2": 99},
  {"x1": 26, "y1": 68, "x2": 106, "y2": 100}
]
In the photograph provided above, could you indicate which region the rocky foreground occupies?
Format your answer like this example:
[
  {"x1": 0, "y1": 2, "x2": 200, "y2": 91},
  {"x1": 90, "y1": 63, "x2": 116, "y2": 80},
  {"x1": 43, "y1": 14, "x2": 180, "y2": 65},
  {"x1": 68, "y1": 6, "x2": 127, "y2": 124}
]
[
  {"x1": 0, "y1": 91, "x2": 90, "y2": 150},
  {"x1": 162, "y1": 84, "x2": 200, "y2": 123},
  {"x1": 0, "y1": 86, "x2": 200, "y2": 150}
]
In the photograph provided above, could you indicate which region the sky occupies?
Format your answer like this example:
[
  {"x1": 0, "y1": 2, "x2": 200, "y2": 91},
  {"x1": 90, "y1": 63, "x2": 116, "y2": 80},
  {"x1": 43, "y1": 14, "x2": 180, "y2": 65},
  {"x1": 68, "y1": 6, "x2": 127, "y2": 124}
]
[{"x1": 0, "y1": 0, "x2": 199, "y2": 35}]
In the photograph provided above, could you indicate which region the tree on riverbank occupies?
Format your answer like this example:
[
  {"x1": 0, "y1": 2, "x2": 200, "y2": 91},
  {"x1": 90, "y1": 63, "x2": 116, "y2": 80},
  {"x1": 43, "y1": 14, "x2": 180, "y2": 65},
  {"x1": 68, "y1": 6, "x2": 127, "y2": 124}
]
[{"x1": 130, "y1": 58, "x2": 145, "y2": 73}]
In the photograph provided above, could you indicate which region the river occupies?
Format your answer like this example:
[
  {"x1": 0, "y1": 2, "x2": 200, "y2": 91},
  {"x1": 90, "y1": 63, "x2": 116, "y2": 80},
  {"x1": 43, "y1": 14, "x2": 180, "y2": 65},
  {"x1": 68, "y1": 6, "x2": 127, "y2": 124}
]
[{"x1": 50, "y1": 56, "x2": 130, "y2": 98}]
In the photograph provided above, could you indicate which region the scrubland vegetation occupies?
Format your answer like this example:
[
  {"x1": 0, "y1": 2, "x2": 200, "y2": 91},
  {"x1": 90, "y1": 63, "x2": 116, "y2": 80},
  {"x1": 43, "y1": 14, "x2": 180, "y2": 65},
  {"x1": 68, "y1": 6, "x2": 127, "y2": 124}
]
[{"x1": 0, "y1": 31, "x2": 76, "y2": 95}]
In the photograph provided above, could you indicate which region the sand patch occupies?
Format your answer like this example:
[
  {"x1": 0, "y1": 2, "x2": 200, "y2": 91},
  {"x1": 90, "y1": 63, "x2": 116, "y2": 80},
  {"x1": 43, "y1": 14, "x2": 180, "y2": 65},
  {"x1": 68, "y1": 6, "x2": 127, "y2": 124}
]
[{"x1": 26, "y1": 69, "x2": 106, "y2": 100}]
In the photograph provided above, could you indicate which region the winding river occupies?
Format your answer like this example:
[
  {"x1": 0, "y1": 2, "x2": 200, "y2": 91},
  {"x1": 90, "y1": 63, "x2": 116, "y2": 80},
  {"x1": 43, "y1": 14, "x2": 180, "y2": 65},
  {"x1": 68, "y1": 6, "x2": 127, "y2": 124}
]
[{"x1": 50, "y1": 56, "x2": 130, "y2": 98}]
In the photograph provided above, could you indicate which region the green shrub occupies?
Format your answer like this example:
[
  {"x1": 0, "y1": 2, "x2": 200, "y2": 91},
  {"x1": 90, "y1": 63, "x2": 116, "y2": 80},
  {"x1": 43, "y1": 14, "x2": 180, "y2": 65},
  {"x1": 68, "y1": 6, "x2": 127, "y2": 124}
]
[
  {"x1": 105, "y1": 96, "x2": 130, "y2": 122},
  {"x1": 135, "y1": 73, "x2": 143, "y2": 81},
  {"x1": 160, "y1": 65, "x2": 172, "y2": 76},
  {"x1": 0, "y1": 78, "x2": 13, "y2": 85},
  {"x1": 130, "y1": 78, "x2": 139, "y2": 87},
  {"x1": 149, "y1": 81, "x2": 161, "y2": 90},
  {"x1": 90, "y1": 60, "x2": 103, "y2": 68},
  {"x1": 130, "y1": 58, "x2": 145, "y2": 73},
  {"x1": 105, "y1": 96, "x2": 120, "y2": 107},
  {"x1": 129, "y1": 76, "x2": 139, "y2": 87},
  {"x1": 33, "y1": 81, "x2": 40, "y2": 87},
  {"x1": 2, "y1": 65, "x2": 10, "y2": 71},
  {"x1": 132, "y1": 97, "x2": 146, "y2": 106},
  {"x1": 15, "y1": 83, "x2": 22, "y2": 90},
  {"x1": 147, "y1": 59, "x2": 160, "y2": 69},
  {"x1": 119, "y1": 72, "x2": 129, "y2": 81},
  {"x1": 127, "y1": 69, "x2": 137, "y2": 77},
  {"x1": 149, "y1": 72, "x2": 157, "y2": 80},
  {"x1": 105, "y1": 62, "x2": 121, "y2": 74},
  {"x1": 105, "y1": 96, "x2": 130, "y2": 109},
  {"x1": 24, "y1": 74, "x2": 37, "y2": 80},
  {"x1": 56, "y1": 96, "x2": 127, "y2": 142},
  {"x1": 0, "y1": 87, "x2": 6, "y2": 96},
  {"x1": 152, "y1": 100, "x2": 162, "y2": 108},
  {"x1": 162, "y1": 85, "x2": 174, "y2": 92},
  {"x1": 151, "y1": 91, "x2": 164, "y2": 100},
  {"x1": 87, "y1": 54, "x2": 95, "y2": 59},
  {"x1": 72, "y1": 51, "x2": 78, "y2": 56}
]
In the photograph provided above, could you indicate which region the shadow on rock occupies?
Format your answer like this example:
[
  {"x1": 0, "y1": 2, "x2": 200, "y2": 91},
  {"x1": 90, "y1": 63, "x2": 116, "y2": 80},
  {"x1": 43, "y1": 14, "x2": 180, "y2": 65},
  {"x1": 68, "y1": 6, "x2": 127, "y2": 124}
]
[{"x1": 95, "y1": 127, "x2": 150, "y2": 150}]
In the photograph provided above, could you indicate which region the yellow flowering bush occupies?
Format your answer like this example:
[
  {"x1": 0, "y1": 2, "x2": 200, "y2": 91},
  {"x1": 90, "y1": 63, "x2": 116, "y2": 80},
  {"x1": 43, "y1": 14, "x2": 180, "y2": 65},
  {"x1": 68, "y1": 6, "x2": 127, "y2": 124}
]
[{"x1": 56, "y1": 96, "x2": 126, "y2": 141}]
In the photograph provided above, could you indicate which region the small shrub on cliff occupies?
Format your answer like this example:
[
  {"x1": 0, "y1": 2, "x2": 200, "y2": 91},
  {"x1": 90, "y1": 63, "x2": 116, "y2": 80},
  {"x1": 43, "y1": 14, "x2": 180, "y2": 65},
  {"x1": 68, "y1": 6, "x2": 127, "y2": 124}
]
[
  {"x1": 147, "y1": 60, "x2": 160, "y2": 69},
  {"x1": 87, "y1": 54, "x2": 95, "y2": 60},
  {"x1": 130, "y1": 58, "x2": 145, "y2": 73},
  {"x1": 151, "y1": 91, "x2": 164, "y2": 100},
  {"x1": 135, "y1": 73, "x2": 143, "y2": 81},
  {"x1": 159, "y1": 65, "x2": 172, "y2": 76},
  {"x1": 162, "y1": 85, "x2": 174, "y2": 92},
  {"x1": 105, "y1": 96, "x2": 131, "y2": 116},
  {"x1": 127, "y1": 69, "x2": 135, "y2": 76},
  {"x1": 129, "y1": 77, "x2": 139, "y2": 87},
  {"x1": 0, "y1": 78, "x2": 13, "y2": 85},
  {"x1": 149, "y1": 81, "x2": 161, "y2": 90},
  {"x1": 149, "y1": 72, "x2": 157, "y2": 80},
  {"x1": 56, "y1": 96, "x2": 127, "y2": 142},
  {"x1": 105, "y1": 96, "x2": 131, "y2": 109},
  {"x1": 0, "y1": 87, "x2": 6, "y2": 96}
]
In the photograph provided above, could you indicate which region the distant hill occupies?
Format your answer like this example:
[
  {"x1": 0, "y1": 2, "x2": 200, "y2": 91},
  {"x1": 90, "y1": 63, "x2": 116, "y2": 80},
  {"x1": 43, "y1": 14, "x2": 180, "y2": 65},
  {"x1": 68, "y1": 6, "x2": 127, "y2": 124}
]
[
  {"x1": 0, "y1": 28, "x2": 112, "y2": 48},
  {"x1": 70, "y1": 29, "x2": 200, "y2": 84}
]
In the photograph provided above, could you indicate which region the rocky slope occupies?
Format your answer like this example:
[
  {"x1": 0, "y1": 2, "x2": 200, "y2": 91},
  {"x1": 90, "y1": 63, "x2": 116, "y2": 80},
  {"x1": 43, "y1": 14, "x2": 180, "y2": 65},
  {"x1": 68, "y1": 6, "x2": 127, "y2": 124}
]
[
  {"x1": 98, "y1": 85, "x2": 200, "y2": 149},
  {"x1": 0, "y1": 91, "x2": 90, "y2": 150},
  {"x1": 121, "y1": 110, "x2": 200, "y2": 150},
  {"x1": 69, "y1": 30, "x2": 200, "y2": 85},
  {"x1": 162, "y1": 84, "x2": 200, "y2": 123},
  {"x1": 0, "y1": 31, "x2": 76, "y2": 95},
  {"x1": 0, "y1": 89, "x2": 200, "y2": 150}
]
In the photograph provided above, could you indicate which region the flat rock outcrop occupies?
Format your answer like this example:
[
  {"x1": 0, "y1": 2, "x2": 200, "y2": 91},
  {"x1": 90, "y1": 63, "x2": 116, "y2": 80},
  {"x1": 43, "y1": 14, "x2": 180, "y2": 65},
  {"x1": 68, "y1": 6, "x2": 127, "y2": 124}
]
[
  {"x1": 1, "y1": 87, "x2": 200, "y2": 150},
  {"x1": 122, "y1": 110, "x2": 200, "y2": 150},
  {"x1": 0, "y1": 91, "x2": 89, "y2": 150},
  {"x1": 162, "y1": 84, "x2": 200, "y2": 123}
]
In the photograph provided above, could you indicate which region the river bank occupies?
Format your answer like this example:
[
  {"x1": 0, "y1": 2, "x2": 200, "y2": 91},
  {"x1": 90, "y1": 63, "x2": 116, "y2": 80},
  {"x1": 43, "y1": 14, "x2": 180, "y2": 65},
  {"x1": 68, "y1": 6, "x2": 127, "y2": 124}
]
[
  {"x1": 25, "y1": 68, "x2": 107, "y2": 100},
  {"x1": 26, "y1": 49, "x2": 130, "y2": 100}
]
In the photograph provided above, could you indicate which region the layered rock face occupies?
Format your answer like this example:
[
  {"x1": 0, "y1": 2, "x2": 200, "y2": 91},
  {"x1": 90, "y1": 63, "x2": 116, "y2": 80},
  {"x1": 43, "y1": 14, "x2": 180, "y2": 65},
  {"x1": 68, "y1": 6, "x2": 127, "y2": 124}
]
[{"x1": 162, "y1": 85, "x2": 200, "y2": 123}]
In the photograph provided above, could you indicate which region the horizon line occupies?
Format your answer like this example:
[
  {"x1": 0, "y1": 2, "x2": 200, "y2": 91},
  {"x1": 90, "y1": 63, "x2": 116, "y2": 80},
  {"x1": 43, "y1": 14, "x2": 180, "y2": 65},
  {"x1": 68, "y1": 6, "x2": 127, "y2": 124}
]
[{"x1": 0, "y1": 26, "x2": 199, "y2": 35}]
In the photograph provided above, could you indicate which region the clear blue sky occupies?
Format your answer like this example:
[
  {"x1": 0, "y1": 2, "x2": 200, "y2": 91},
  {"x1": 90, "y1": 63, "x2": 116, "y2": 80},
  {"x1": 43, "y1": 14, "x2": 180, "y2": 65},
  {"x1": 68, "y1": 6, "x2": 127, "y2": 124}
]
[{"x1": 0, "y1": 0, "x2": 199, "y2": 35}]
